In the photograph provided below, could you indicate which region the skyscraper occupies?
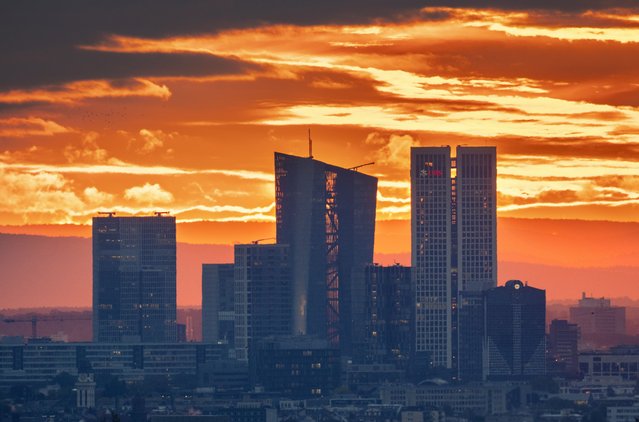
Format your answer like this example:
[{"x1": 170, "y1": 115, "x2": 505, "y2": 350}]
[
  {"x1": 358, "y1": 264, "x2": 413, "y2": 368},
  {"x1": 234, "y1": 243, "x2": 292, "y2": 361},
  {"x1": 202, "y1": 263, "x2": 235, "y2": 344},
  {"x1": 484, "y1": 280, "x2": 546, "y2": 381},
  {"x1": 93, "y1": 214, "x2": 177, "y2": 343},
  {"x1": 274, "y1": 152, "x2": 377, "y2": 351},
  {"x1": 410, "y1": 146, "x2": 496, "y2": 373},
  {"x1": 548, "y1": 319, "x2": 580, "y2": 378}
]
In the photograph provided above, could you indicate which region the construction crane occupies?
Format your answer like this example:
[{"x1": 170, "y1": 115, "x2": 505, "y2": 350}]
[
  {"x1": 251, "y1": 237, "x2": 276, "y2": 245},
  {"x1": 348, "y1": 162, "x2": 375, "y2": 172},
  {"x1": 153, "y1": 211, "x2": 171, "y2": 217},
  {"x1": 2, "y1": 315, "x2": 91, "y2": 338},
  {"x1": 98, "y1": 211, "x2": 116, "y2": 217}
]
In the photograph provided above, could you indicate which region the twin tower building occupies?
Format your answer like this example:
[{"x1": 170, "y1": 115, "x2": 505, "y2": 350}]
[{"x1": 94, "y1": 146, "x2": 531, "y2": 380}]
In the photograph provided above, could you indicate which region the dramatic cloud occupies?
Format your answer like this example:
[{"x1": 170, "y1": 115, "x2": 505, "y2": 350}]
[
  {"x1": 83, "y1": 186, "x2": 114, "y2": 205},
  {"x1": 0, "y1": 170, "x2": 85, "y2": 222},
  {"x1": 366, "y1": 132, "x2": 419, "y2": 167},
  {"x1": 137, "y1": 129, "x2": 172, "y2": 153},
  {"x1": 123, "y1": 183, "x2": 175, "y2": 205},
  {"x1": 2, "y1": 2, "x2": 639, "y2": 227},
  {"x1": 0, "y1": 79, "x2": 171, "y2": 105},
  {"x1": 63, "y1": 132, "x2": 112, "y2": 164},
  {"x1": 0, "y1": 117, "x2": 71, "y2": 138}
]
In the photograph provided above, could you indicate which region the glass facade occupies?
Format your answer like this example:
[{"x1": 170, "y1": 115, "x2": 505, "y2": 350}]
[
  {"x1": 274, "y1": 152, "x2": 377, "y2": 352},
  {"x1": 358, "y1": 264, "x2": 412, "y2": 369},
  {"x1": 411, "y1": 146, "x2": 497, "y2": 375},
  {"x1": 92, "y1": 216, "x2": 177, "y2": 343},
  {"x1": 234, "y1": 244, "x2": 292, "y2": 361},
  {"x1": 202, "y1": 263, "x2": 235, "y2": 344},
  {"x1": 484, "y1": 280, "x2": 546, "y2": 380}
]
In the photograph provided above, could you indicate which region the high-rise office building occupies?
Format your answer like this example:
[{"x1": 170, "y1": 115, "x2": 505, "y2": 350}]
[
  {"x1": 569, "y1": 293, "x2": 626, "y2": 348},
  {"x1": 274, "y1": 152, "x2": 377, "y2": 351},
  {"x1": 410, "y1": 146, "x2": 496, "y2": 373},
  {"x1": 202, "y1": 263, "x2": 235, "y2": 344},
  {"x1": 548, "y1": 319, "x2": 580, "y2": 378},
  {"x1": 484, "y1": 280, "x2": 546, "y2": 381},
  {"x1": 357, "y1": 264, "x2": 412, "y2": 368},
  {"x1": 234, "y1": 243, "x2": 292, "y2": 361},
  {"x1": 93, "y1": 215, "x2": 177, "y2": 343}
]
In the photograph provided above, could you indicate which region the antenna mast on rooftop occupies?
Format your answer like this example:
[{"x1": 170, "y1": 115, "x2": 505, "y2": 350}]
[
  {"x1": 349, "y1": 162, "x2": 375, "y2": 172},
  {"x1": 308, "y1": 128, "x2": 313, "y2": 159}
]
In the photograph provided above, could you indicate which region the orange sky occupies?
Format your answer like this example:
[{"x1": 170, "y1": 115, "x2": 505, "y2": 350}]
[{"x1": 2, "y1": 3, "x2": 639, "y2": 306}]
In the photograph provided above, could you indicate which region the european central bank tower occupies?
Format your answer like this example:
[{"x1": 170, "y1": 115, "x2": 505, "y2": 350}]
[
  {"x1": 411, "y1": 146, "x2": 496, "y2": 378},
  {"x1": 275, "y1": 152, "x2": 377, "y2": 353}
]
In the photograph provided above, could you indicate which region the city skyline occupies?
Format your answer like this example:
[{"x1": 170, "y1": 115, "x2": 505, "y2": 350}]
[
  {"x1": 2, "y1": 2, "x2": 639, "y2": 308},
  {"x1": 2, "y1": 2, "x2": 639, "y2": 420}
]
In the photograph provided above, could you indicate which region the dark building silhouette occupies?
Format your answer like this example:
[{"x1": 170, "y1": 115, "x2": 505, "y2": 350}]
[
  {"x1": 234, "y1": 243, "x2": 292, "y2": 361},
  {"x1": 355, "y1": 263, "x2": 412, "y2": 369},
  {"x1": 93, "y1": 215, "x2": 177, "y2": 343},
  {"x1": 569, "y1": 293, "x2": 626, "y2": 349},
  {"x1": 202, "y1": 263, "x2": 235, "y2": 345},
  {"x1": 177, "y1": 323, "x2": 187, "y2": 342},
  {"x1": 410, "y1": 146, "x2": 496, "y2": 376},
  {"x1": 548, "y1": 319, "x2": 580, "y2": 378},
  {"x1": 0, "y1": 342, "x2": 229, "y2": 384},
  {"x1": 274, "y1": 152, "x2": 377, "y2": 352},
  {"x1": 484, "y1": 280, "x2": 546, "y2": 380},
  {"x1": 457, "y1": 291, "x2": 485, "y2": 381},
  {"x1": 252, "y1": 336, "x2": 340, "y2": 398}
]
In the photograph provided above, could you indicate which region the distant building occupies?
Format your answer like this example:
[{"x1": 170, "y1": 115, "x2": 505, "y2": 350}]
[
  {"x1": 548, "y1": 319, "x2": 580, "y2": 378},
  {"x1": 0, "y1": 342, "x2": 229, "y2": 384},
  {"x1": 275, "y1": 152, "x2": 377, "y2": 352},
  {"x1": 93, "y1": 215, "x2": 177, "y2": 343},
  {"x1": 607, "y1": 403, "x2": 639, "y2": 422},
  {"x1": 356, "y1": 263, "x2": 412, "y2": 368},
  {"x1": 579, "y1": 345, "x2": 639, "y2": 381},
  {"x1": 197, "y1": 359, "x2": 249, "y2": 392},
  {"x1": 252, "y1": 336, "x2": 340, "y2": 398},
  {"x1": 75, "y1": 373, "x2": 96, "y2": 409},
  {"x1": 234, "y1": 243, "x2": 292, "y2": 361},
  {"x1": 569, "y1": 293, "x2": 626, "y2": 348},
  {"x1": 202, "y1": 263, "x2": 235, "y2": 344},
  {"x1": 484, "y1": 280, "x2": 546, "y2": 381},
  {"x1": 345, "y1": 363, "x2": 405, "y2": 392},
  {"x1": 379, "y1": 383, "x2": 512, "y2": 417},
  {"x1": 410, "y1": 146, "x2": 497, "y2": 375}
]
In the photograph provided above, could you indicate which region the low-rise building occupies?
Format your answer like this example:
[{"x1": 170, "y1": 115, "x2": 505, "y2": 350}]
[
  {"x1": 607, "y1": 402, "x2": 639, "y2": 422},
  {"x1": 579, "y1": 346, "x2": 639, "y2": 381},
  {"x1": 379, "y1": 383, "x2": 513, "y2": 417},
  {"x1": 0, "y1": 342, "x2": 229, "y2": 384}
]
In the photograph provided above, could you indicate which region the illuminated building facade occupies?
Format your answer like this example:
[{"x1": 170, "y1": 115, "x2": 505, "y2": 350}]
[
  {"x1": 410, "y1": 146, "x2": 496, "y2": 374},
  {"x1": 274, "y1": 152, "x2": 377, "y2": 353},
  {"x1": 93, "y1": 215, "x2": 177, "y2": 343}
]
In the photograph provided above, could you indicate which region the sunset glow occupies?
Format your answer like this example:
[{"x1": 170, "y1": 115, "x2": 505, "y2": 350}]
[{"x1": 2, "y1": 2, "x2": 639, "y2": 306}]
